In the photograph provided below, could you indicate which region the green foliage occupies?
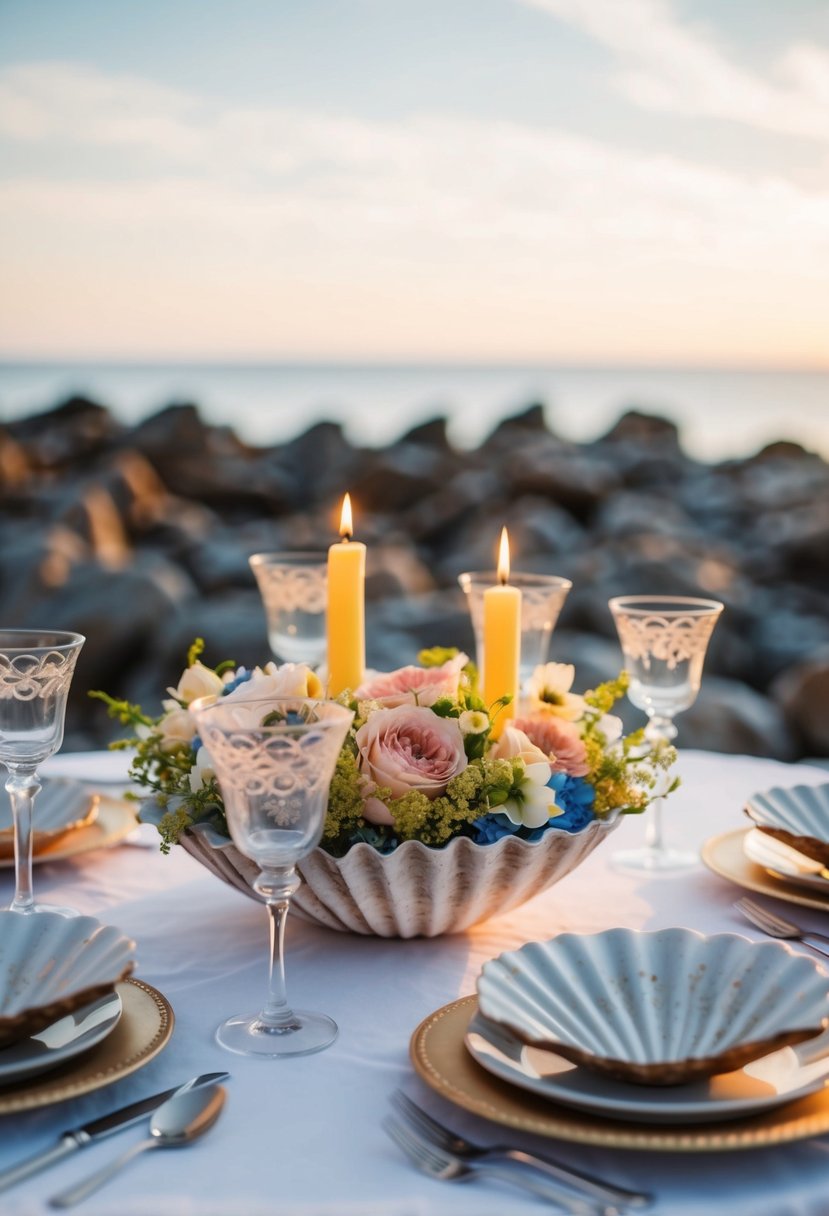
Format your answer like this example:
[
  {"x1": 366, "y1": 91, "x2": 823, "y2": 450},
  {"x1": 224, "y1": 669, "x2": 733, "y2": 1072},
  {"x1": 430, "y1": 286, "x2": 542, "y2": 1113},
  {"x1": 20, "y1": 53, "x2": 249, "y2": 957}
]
[{"x1": 187, "y1": 638, "x2": 206, "y2": 667}]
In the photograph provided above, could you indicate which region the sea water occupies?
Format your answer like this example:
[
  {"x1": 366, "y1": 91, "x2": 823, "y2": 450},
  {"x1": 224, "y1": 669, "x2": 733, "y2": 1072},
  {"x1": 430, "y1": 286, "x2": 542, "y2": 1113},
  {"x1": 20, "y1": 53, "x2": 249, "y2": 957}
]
[{"x1": 1, "y1": 361, "x2": 827, "y2": 461}]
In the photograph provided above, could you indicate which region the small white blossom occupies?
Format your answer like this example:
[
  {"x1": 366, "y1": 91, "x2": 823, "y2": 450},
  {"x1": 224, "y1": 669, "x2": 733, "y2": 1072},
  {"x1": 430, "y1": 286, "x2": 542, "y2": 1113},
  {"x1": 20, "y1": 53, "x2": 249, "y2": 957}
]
[
  {"x1": 459, "y1": 710, "x2": 489, "y2": 736},
  {"x1": 501, "y1": 761, "x2": 561, "y2": 829},
  {"x1": 188, "y1": 746, "x2": 215, "y2": 794}
]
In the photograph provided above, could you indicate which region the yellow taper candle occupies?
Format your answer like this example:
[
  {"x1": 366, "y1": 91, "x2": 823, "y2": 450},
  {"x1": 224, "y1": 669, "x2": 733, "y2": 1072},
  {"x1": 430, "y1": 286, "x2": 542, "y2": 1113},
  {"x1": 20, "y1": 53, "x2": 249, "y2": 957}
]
[
  {"x1": 483, "y1": 527, "x2": 521, "y2": 738},
  {"x1": 327, "y1": 493, "x2": 366, "y2": 696}
]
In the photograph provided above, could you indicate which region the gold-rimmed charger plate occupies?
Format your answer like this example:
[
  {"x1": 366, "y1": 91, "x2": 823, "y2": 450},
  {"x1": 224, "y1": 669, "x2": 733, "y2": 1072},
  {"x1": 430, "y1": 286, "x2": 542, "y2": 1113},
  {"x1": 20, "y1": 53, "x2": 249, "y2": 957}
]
[
  {"x1": 701, "y1": 828, "x2": 829, "y2": 914},
  {"x1": 0, "y1": 978, "x2": 174, "y2": 1114},
  {"x1": 410, "y1": 996, "x2": 829, "y2": 1151},
  {"x1": 0, "y1": 796, "x2": 137, "y2": 870}
]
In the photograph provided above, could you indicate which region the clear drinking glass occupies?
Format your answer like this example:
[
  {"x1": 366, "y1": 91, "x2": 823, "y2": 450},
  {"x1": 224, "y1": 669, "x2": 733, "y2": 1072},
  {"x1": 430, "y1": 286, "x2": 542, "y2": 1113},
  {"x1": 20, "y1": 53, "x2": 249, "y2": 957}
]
[
  {"x1": 191, "y1": 694, "x2": 354, "y2": 1058},
  {"x1": 249, "y1": 552, "x2": 327, "y2": 667},
  {"x1": 458, "y1": 571, "x2": 572, "y2": 689},
  {"x1": 609, "y1": 595, "x2": 723, "y2": 873},
  {"x1": 0, "y1": 630, "x2": 85, "y2": 913}
]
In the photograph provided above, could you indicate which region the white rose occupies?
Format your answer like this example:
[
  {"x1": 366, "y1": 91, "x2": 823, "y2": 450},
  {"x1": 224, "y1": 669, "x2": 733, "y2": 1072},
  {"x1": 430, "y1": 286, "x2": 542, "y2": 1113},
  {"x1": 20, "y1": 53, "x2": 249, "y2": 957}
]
[
  {"x1": 223, "y1": 662, "x2": 322, "y2": 704},
  {"x1": 490, "y1": 725, "x2": 551, "y2": 768},
  {"x1": 158, "y1": 707, "x2": 196, "y2": 751},
  {"x1": 167, "y1": 661, "x2": 225, "y2": 706}
]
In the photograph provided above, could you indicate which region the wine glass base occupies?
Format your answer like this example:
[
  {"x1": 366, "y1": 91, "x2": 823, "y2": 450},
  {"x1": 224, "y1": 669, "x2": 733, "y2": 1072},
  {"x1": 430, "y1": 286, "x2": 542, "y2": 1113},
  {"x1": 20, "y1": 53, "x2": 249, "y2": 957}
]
[
  {"x1": 611, "y1": 845, "x2": 699, "y2": 874},
  {"x1": 7, "y1": 901, "x2": 79, "y2": 917},
  {"x1": 216, "y1": 1009, "x2": 338, "y2": 1058}
]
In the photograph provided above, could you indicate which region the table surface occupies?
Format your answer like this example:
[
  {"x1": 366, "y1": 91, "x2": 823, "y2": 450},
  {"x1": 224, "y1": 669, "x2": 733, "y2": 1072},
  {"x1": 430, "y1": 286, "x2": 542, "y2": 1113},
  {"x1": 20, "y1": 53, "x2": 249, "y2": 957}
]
[{"x1": 3, "y1": 749, "x2": 829, "y2": 1216}]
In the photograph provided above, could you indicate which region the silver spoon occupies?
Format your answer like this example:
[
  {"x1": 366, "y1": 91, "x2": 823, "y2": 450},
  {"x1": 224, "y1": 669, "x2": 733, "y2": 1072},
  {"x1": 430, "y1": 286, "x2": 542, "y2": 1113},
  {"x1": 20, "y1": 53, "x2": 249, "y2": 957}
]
[{"x1": 49, "y1": 1084, "x2": 226, "y2": 1208}]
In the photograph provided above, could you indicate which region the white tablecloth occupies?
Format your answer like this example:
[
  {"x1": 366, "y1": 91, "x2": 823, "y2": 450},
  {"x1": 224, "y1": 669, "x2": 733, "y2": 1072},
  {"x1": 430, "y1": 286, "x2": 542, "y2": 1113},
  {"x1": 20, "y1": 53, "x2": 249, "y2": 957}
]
[{"x1": 3, "y1": 750, "x2": 829, "y2": 1216}]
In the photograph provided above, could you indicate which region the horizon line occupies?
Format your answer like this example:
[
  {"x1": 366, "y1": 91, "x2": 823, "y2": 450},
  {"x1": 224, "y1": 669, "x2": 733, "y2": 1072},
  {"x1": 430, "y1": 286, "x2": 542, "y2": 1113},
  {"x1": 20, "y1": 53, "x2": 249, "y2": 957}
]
[{"x1": 1, "y1": 354, "x2": 828, "y2": 374}]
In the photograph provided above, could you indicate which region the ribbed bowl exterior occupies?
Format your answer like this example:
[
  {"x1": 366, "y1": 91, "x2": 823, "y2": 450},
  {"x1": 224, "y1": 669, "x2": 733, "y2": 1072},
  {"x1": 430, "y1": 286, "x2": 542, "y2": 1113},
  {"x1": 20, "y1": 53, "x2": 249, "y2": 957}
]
[{"x1": 154, "y1": 809, "x2": 618, "y2": 937}]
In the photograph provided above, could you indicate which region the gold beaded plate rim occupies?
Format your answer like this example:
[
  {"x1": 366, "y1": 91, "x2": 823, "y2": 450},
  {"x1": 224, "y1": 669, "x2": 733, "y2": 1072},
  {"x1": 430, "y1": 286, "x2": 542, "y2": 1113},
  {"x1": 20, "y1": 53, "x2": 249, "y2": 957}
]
[
  {"x1": 702, "y1": 827, "x2": 829, "y2": 914},
  {"x1": 0, "y1": 978, "x2": 174, "y2": 1114},
  {"x1": 410, "y1": 995, "x2": 829, "y2": 1152}
]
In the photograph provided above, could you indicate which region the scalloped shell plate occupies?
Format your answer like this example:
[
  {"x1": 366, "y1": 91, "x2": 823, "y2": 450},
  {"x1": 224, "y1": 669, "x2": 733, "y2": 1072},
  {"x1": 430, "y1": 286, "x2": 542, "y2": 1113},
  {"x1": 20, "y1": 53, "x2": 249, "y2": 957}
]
[
  {"x1": 477, "y1": 928, "x2": 829, "y2": 1086},
  {"x1": 745, "y1": 784, "x2": 829, "y2": 867},
  {"x1": 0, "y1": 779, "x2": 98, "y2": 857},
  {"x1": 0, "y1": 911, "x2": 136, "y2": 1047}
]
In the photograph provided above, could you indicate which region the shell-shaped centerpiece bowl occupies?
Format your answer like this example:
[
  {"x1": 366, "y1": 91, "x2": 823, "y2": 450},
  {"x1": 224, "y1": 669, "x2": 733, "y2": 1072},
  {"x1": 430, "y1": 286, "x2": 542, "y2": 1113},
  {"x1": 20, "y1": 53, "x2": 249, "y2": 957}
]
[
  {"x1": 140, "y1": 799, "x2": 618, "y2": 938},
  {"x1": 0, "y1": 911, "x2": 136, "y2": 1047},
  {"x1": 476, "y1": 928, "x2": 829, "y2": 1086},
  {"x1": 745, "y1": 784, "x2": 829, "y2": 866}
]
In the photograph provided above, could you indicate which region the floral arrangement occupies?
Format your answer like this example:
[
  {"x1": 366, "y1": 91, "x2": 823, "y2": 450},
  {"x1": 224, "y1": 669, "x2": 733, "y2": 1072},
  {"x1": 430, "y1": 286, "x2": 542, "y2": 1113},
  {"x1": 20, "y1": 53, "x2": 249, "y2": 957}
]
[{"x1": 93, "y1": 640, "x2": 677, "y2": 858}]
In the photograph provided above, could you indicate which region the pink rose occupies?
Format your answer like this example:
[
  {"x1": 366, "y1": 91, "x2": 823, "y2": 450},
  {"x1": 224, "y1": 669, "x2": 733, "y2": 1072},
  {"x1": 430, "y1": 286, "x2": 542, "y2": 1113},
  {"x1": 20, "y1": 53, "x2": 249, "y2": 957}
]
[
  {"x1": 513, "y1": 715, "x2": 590, "y2": 778},
  {"x1": 355, "y1": 706, "x2": 467, "y2": 825},
  {"x1": 355, "y1": 654, "x2": 468, "y2": 709}
]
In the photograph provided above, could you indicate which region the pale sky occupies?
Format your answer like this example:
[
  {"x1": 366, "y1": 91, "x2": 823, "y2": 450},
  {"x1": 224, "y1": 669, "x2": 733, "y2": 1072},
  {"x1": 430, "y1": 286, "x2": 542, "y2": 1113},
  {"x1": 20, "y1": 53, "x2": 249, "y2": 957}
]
[{"x1": 1, "y1": 0, "x2": 828, "y2": 364}]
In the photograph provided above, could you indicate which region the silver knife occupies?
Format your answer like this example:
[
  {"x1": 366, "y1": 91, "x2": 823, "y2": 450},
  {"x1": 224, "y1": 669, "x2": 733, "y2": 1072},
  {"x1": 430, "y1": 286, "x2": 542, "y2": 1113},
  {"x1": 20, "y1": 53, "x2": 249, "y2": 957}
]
[{"x1": 0, "y1": 1071, "x2": 229, "y2": 1194}]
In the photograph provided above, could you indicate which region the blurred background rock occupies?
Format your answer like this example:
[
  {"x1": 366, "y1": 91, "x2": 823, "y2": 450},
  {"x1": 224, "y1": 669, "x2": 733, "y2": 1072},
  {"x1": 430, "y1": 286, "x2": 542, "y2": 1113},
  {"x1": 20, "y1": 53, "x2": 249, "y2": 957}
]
[{"x1": 2, "y1": 394, "x2": 827, "y2": 764}]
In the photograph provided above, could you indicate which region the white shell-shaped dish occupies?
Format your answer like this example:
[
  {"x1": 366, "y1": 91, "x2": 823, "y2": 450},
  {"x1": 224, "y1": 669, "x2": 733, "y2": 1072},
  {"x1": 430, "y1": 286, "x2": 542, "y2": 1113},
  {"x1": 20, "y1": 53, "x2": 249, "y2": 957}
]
[
  {"x1": 477, "y1": 928, "x2": 829, "y2": 1085},
  {"x1": 465, "y1": 1012, "x2": 829, "y2": 1125},
  {"x1": 745, "y1": 784, "x2": 829, "y2": 855},
  {"x1": 139, "y1": 799, "x2": 618, "y2": 938},
  {"x1": 0, "y1": 779, "x2": 98, "y2": 855},
  {"x1": 0, "y1": 912, "x2": 135, "y2": 1047},
  {"x1": 743, "y1": 828, "x2": 829, "y2": 892}
]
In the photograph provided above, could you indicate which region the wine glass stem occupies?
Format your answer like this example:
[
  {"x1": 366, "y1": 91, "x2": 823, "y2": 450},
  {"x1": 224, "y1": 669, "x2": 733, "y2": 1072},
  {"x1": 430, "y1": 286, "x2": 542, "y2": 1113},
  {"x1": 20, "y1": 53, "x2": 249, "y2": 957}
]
[
  {"x1": 258, "y1": 867, "x2": 301, "y2": 1029},
  {"x1": 643, "y1": 717, "x2": 676, "y2": 858},
  {"x1": 645, "y1": 796, "x2": 664, "y2": 853},
  {"x1": 6, "y1": 766, "x2": 40, "y2": 913}
]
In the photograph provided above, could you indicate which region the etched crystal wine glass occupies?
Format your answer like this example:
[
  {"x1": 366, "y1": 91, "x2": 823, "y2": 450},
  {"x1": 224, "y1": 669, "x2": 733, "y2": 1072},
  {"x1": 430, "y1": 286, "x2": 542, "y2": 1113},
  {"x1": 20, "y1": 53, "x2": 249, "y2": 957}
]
[
  {"x1": 249, "y1": 552, "x2": 327, "y2": 667},
  {"x1": 609, "y1": 596, "x2": 723, "y2": 873},
  {"x1": 191, "y1": 694, "x2": 353, "y2": 1057},
  {"x1": 0, "y1": 630, "x2": 85, "y2": 913}
]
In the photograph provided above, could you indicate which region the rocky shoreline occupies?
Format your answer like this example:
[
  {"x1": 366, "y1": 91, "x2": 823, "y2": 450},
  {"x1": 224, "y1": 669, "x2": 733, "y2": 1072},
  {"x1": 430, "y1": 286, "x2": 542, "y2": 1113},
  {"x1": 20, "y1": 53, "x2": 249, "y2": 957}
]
[{"x1": 1, "y1": 396, "x2": 827, "y2": 761}]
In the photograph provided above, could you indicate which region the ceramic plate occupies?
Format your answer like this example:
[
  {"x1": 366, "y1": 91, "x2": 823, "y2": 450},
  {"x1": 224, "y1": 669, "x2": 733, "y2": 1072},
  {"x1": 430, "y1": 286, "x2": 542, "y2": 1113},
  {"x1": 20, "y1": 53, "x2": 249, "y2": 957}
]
[
  {"x1": 0, "y1": 780, "x2": 98, "y2": 857},
  {"x1": 744, "y1": 828, "x2": 829, "y2": 893},
  {"x1": 476, "y1": 928, "x2": 829, "y2": 1085},
  {"x1": 0, "y1": 796, "x2": 137, "y2": 869},
  {"x1": 746, "y1": 784, "x2": 829, "y2": 845},
  {"x1": 0, "y1": 979, "x2": 174, "y2": 1114},
  {"x1": 465, "y1": 1010, "x2": 829, "y2": 1124},
  {"x1": 0, "y1": 911, "x2": 135, "y2": 1046},
  {"x1": 702, "y1": 828, "x2": 829, "y2": 914},
  {"x1": 0, "y1": 991, "x2": 122, "y2": 1085},
  {"x1": 411, "y1": 996, "x2": 829, "y2": 1151}
]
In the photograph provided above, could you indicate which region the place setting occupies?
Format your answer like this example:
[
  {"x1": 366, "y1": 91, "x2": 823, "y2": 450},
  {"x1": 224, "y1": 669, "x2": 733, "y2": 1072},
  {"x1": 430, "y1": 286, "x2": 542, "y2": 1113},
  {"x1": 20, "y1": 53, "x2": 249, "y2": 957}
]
[{"x1": 0, "y1": 631, "x2": 176, "y2": 1124}]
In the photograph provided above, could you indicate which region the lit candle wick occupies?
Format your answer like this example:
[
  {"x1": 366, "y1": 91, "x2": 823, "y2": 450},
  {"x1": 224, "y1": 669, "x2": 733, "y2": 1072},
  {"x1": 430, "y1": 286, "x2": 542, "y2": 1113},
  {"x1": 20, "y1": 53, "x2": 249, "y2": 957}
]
[
  {"x1": 497, "y1": 526, "x2": 511, "y2": 586},
  {"x1": 340, "y1": 492, "x2": 354, "y2": 542}
]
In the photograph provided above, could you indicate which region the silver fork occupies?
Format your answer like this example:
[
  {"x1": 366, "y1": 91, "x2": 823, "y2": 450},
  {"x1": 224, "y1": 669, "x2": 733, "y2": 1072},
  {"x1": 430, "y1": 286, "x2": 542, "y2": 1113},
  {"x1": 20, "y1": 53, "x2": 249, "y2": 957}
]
[
  {"x1": 391, "y1": 1090, "x2": 651, "y2": 1211},
  {"x1": 384, "y1": 1113, "x2": 600, "y2": 1213},
  {"x1": 734, "y1": 898, "x2": 829, "y2": 960}
]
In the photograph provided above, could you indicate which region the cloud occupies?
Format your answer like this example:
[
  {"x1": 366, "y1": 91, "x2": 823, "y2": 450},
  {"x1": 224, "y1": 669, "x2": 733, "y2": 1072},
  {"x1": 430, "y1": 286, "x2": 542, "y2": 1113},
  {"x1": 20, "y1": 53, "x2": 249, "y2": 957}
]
[
  {"x1": 519, "y1": 0, "x2": 829, "y2": 142},
  {"x1": 0, "y1": 61, "x2": 826, "y2": 360}
]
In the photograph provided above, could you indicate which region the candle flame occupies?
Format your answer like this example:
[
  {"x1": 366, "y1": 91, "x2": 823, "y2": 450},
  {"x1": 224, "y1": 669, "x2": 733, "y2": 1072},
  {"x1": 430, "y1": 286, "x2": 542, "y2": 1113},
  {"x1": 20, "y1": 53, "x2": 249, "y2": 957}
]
[
  {"x1": 339, "y1": 493, "x2": 354, "y2": 540},
  {"x1": 497, "y1": 526, "x2": 510, "y2": 585}
]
